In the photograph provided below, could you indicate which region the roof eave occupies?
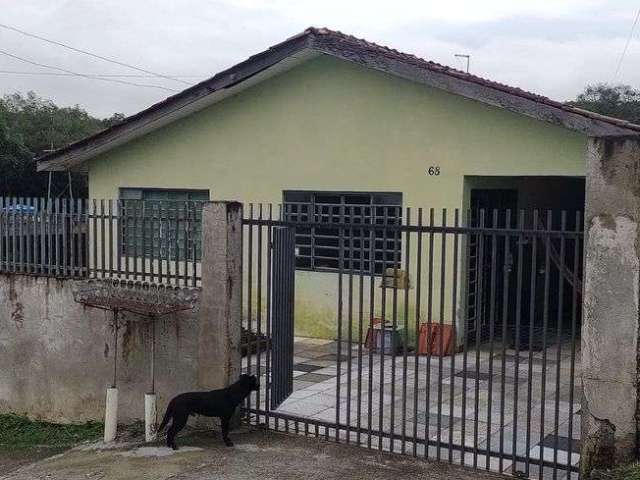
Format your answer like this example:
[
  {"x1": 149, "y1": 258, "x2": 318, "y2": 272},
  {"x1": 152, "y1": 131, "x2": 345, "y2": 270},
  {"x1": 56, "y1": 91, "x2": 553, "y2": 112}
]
[{"x1": 37, "y1": 31, "x2": 313, "y2": 172}]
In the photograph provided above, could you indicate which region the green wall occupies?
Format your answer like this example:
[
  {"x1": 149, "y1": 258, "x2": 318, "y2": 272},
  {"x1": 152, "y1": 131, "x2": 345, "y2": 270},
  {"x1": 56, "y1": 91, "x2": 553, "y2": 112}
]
[{"x1": 88, "y1": 54, "x2": 587, "y2": 341}]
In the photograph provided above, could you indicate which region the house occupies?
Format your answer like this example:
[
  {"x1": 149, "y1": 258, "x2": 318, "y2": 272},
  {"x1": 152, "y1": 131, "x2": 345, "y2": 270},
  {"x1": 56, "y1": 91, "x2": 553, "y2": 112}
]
[{"x1": 36, "y1": 28, "x2": 640, "y2": 341}]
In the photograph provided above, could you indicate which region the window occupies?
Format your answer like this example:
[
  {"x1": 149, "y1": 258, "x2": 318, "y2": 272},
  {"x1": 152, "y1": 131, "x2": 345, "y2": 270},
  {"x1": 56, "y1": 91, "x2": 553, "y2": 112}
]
[
  {"x1": 119, "y1": 188, "x2": 209, "y2": 260},
  {"x1": 283, "y1": 191, "x2": 402, "y2": 274}
]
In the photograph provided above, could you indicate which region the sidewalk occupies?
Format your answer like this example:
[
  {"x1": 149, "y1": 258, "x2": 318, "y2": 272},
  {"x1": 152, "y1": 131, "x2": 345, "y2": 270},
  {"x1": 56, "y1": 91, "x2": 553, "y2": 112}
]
[{"x1": 2, "y1": 428, "x2": 508, "y2": 480}]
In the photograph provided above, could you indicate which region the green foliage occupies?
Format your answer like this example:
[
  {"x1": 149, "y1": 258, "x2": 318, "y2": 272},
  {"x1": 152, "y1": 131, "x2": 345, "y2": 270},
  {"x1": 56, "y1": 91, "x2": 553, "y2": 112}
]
[
  {"x1": 567, "y1": 84, "x2": 640, "y2": 124},
  {"x1": 0, "y1": 91, "x2": 123, "y2": 198},
  {"x1": 0, "y1": 413, "x2": 102, "y2": 448},
  {"x1": 0, "y1": 116, "x2": 33, "y2": 197},
  {"x1": 593, "y1": 464, "x2": 640, "y2": 480},
  {"x1": 615, "y1": 464, "x2": 640, "y2": 480}
]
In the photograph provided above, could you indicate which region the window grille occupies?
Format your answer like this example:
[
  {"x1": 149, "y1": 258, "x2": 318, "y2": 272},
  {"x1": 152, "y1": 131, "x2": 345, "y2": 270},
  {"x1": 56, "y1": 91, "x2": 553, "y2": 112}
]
[{"x1": 283, "y1": 191, "x2": 402, "y2": 274}]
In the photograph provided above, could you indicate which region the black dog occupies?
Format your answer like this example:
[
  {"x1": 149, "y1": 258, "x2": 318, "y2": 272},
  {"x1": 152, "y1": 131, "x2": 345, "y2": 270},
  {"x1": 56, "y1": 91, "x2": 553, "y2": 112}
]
[{"x1": 158, "y1": 374, "x2": 259, "y2": 450}]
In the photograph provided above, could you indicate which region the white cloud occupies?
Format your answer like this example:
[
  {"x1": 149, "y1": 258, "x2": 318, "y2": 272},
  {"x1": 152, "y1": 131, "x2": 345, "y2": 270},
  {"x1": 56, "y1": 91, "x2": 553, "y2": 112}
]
[
  {"x1": 0, "y1": 0, "x2": 638, "y2": 117},
  {"x1": 218, "y1": 0, "x2": 609, "y2": 24}
]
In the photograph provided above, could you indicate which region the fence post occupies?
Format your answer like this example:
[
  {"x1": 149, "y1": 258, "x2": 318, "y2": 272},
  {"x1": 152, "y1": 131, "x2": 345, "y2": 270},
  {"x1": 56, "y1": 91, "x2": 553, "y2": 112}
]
[
  {"x1": 581, "y1": 136, "x2": 640, "y2": 477},
  {"x1": 197, "y1": 201, "x2": 243, "y2": 391}
]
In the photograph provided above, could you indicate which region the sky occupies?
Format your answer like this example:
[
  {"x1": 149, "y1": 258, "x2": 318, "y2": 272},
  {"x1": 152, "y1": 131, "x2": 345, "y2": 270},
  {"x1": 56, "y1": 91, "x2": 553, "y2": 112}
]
[{"x1": 1, "y1": 0, "x2": 639, "y2": 118}]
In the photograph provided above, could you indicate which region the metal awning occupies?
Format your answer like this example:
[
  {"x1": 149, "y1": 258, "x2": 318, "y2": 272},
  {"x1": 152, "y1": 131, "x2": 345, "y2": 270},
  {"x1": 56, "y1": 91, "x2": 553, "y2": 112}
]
[{"x1": 73, "y1": 279, "x2": 199, "y2": 317}]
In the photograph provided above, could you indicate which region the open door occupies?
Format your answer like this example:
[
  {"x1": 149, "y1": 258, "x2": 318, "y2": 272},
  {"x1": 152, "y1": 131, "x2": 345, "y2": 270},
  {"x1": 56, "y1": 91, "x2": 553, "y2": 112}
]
[{"x1": 270, "y1": 226, "x2": 296, "y2": 409}]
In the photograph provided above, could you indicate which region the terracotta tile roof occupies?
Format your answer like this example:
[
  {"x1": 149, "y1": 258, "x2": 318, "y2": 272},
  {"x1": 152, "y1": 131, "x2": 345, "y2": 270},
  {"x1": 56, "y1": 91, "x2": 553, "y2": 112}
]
[
  {"x1": 37, "y1": 27, "x2": 640, "y2": 171},
  {"x1": 304, "y1": 27, "x2": 640, "y2": 133}
]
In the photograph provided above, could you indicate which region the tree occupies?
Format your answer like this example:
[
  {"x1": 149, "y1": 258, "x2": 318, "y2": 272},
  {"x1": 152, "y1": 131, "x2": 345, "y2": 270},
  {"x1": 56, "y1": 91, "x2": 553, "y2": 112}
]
[
  {"x1": 567, "y1": 83, "x2": 640, "y2": 124},
  {"x1": 0, "y1": 91, "x2": 123, "y2": 198},
  {"x1": 0, "y1": 115, "x2": 33, "y2": 197}
]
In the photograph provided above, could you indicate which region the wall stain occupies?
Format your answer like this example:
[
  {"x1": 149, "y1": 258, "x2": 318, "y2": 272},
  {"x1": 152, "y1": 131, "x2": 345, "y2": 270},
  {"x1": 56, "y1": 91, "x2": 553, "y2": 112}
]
[
  {"x1": 598, "y1": 137, "x2": 640, "y2": 198},
  {"x1": 11, "y1": 302, "x2": 24, "y2": 329},
  {"x1": 8, "y1": 275, "x2": 17, "y2": 302},
  {"x1": 601, "y1": 137, "x2": 618, "y2": 164},
  {"x1": 121, "y1": 317, "x2": 134, "y2": 362},
  {"x1": 7, "y1": 276, "x2": 24, "y2": 329},
  {"x1": 598, "y1": 214, "x2": 617, "y2": 231},
  {"x1": 120, "y1": 314, "x2": 148, "y2": 364}
]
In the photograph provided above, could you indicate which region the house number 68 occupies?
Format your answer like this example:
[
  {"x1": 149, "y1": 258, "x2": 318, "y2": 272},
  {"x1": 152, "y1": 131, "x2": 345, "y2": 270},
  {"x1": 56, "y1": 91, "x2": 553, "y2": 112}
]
[{"x1": 428, "y1": 166, "x2": 441, "y2": 176}]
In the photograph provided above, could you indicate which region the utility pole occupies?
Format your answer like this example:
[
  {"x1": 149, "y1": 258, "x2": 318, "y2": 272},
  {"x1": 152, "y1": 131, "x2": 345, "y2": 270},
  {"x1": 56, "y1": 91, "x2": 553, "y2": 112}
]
[{"x1": 455, "y1": 54, "x2": 470, "y2": 73}]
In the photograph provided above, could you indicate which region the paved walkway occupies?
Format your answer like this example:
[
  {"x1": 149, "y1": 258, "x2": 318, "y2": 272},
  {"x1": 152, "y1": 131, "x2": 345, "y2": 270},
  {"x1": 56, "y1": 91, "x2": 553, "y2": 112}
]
[
  {"x1": 2, "y1": 429, "x2": 508, "y2": 480},
  {"x1": 243, "y1": 336, "x2": 581, "y2": 479}
]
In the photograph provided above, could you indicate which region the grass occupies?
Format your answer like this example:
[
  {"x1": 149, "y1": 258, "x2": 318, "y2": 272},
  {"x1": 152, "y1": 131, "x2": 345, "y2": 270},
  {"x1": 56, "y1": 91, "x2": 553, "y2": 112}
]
[
  {"x1": 594, "y1": 464, "x2": 640, "y2": 480},
  {"x1": 611, "y1": 464, "x2": 640, "y2": 480},
  {"x1": 124, "y1": 420, "x2": 145, "y2": 438},
  {"x1": 0, "y1": 413, "x2": 103, "y2": 448}
]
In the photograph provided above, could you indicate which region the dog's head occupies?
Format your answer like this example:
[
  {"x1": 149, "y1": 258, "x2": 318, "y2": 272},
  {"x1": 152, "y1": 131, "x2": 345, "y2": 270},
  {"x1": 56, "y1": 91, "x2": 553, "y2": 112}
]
[{"x1": 239, "y1": 374, "x2": 260, "y2": 391}]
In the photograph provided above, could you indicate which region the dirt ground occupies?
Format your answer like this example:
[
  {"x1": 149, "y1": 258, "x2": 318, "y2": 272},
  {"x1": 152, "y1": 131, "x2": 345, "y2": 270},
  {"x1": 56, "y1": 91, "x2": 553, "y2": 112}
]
[
  {"x1": 0, "y1": 446, "x2": 67, "y2": 477},
  {"x1": 0, "y1": 427, "x2": 509, "y2": 480}
]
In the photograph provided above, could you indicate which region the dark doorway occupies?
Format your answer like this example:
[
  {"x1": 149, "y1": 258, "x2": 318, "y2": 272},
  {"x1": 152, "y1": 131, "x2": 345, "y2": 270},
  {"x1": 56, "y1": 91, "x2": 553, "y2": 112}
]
[
  {"x1": 467, "y1": 189, "x2": 518, "y2": 341},
  {"x1": 466, "y1": 186, "x2": 583, "y2": 350}
]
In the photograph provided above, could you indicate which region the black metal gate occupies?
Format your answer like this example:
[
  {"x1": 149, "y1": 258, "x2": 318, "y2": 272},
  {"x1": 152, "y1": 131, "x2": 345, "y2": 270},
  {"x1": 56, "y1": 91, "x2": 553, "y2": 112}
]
[
  {"x1": 242, "y1": 204, "x2": 583, "y2": 480},
  {"x1": 270, "y1": 226, "x2": 296, "y2": 409}
]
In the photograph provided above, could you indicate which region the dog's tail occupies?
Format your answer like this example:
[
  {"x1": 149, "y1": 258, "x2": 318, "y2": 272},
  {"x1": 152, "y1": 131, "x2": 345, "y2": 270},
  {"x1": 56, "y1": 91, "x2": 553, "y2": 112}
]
[{"x1": 157, "y1": 402, "x2": 173, "y2": 433}]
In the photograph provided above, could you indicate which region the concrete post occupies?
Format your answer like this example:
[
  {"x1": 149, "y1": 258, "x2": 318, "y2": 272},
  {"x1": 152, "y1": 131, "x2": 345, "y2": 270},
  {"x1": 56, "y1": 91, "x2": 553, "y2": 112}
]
[
  {"x1": 104, "y1": 387, "x2": 118, "y2": 442},
  {"x1": 581, "y1": 136, "x2": 640, "y2": 477},
  {"x1": 197, "y1": 202, "x2": 243, "y2": 390},
  {"x1": 144, "y1": 393, "x2": 157, "y2": 442}
]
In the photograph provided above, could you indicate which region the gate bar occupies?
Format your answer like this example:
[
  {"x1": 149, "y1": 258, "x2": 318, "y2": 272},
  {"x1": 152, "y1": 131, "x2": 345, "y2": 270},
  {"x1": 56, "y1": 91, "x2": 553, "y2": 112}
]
[
  {"x1": 511, "y1": 210, "x2": 525, "y2": 475},
  {"x1": 246, "y1": 408, "x2": 579, "y2": 473},
  {"x1": 241, "y1": 203, "x2": 583, "y2": 479}
]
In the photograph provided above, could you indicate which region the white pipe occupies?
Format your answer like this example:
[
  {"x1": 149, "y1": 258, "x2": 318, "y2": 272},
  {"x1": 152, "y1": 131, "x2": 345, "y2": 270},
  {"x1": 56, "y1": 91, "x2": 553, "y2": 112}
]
[
  {"x1": 145, "y1": 393, "x2": 157, "y2": 442},
  {"x1": 104, "y1": 387, "x2": 118, "y2": 442}
]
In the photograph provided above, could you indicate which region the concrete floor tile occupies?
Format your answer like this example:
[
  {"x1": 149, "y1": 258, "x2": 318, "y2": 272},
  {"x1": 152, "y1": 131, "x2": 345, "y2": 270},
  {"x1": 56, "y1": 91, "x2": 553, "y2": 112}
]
[{"x1": 260, "y1": 336, "x2": 582, "y2": 478}]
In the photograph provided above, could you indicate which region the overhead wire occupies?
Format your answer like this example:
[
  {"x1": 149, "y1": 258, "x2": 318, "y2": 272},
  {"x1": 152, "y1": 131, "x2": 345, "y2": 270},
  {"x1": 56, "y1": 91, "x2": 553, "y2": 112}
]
[
  {"x1": 0, "y1": 23, "x2": 191, "y2": 86},
  {"x1": 0, "y1": 49, "x2": 179, "y2": 92},
  {"x1": 613, "y1": 6, "x2": 640, "y2": 80},
  {"x1": 0, "y1": 70, "x2": 205, "y2": 79}
]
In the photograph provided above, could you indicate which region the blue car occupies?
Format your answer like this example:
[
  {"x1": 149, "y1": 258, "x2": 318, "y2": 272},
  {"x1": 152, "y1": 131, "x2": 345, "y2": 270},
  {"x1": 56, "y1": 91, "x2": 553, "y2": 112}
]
[{"x1": 2, "y1": 204, "x2": 37, "y2": 214}]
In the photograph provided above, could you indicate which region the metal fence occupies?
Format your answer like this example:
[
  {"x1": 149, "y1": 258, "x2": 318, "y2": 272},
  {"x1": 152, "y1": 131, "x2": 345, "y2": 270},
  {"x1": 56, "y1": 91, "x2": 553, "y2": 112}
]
[
  {"x1": 88, "y1": 199, "x2": 203, "y2": 286},
  {"x1": 242, "y1": 204, "x2": 583, "y2": 480},
  {"x1": 0, "y1": 197, "x2": 89, "y2": 277},
  {"x1": 0, "y1": 198, "x2": 203, "y2": 286}
]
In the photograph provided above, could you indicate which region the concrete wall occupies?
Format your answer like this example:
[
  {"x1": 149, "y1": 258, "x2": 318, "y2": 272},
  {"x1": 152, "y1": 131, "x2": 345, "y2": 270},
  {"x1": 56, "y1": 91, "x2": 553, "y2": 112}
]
[
  {"x1": 87, "y1": 54, "x2": 588, "y2": 339},
  {"x1": 581, "y1": 136, "x2": 640, "y2": 475},
  {"x1": 0, "y1": 273, "x2": 201, "y2": 423}
]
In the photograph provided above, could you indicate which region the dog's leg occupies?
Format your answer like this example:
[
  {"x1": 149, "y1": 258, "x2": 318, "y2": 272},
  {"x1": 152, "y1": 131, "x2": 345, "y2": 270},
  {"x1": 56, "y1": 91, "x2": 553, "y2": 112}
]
[
  {"x1": 157, "y1": 403, "x2": 173, "y2": 433},
  {"x1": 166, "y1": 413, "x2": 188, "y2": 450},
  {"x1": 221, "y1": 416, "x2": 233, "y2": 447}
]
